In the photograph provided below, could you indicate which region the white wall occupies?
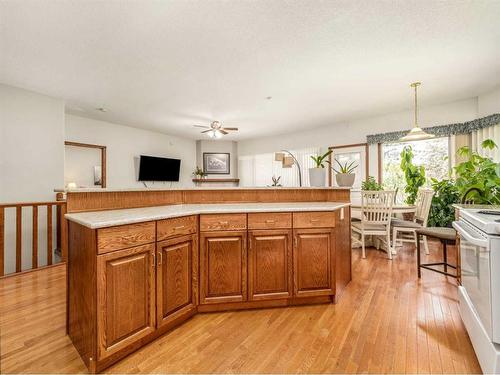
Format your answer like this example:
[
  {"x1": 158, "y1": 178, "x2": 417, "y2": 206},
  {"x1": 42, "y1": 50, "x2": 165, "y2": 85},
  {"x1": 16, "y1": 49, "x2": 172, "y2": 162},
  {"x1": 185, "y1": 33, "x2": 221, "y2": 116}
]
[
  {"x1": 65, "y1": 115, "x2": 197, "y2": 188},
  {"x1": 239, "y1": 97, "x2": 479, "y2": 179},
  {"x1": 196, "y1": 140, "x2": 238, "y2": 178},
  {"x1": 0, "y1": 84, "x2": 65, "y2": 201},
  {"x1": 478, "y1": 85, "x2": 500, "y2": 116},
  {"x1": 0, "y1": 84, "x2": 65, "y2": 274}
]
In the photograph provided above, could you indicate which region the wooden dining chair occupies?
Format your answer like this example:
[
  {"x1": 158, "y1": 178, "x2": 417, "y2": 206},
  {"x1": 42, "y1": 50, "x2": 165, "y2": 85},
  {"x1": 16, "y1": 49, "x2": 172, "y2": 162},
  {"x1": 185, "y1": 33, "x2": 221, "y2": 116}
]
[
  {"x1": 351, "y1": 190, "x2": 395, "y2": 259},
  {"x1": 391, "y1": 189, "x2": 434, "y2": 255}
]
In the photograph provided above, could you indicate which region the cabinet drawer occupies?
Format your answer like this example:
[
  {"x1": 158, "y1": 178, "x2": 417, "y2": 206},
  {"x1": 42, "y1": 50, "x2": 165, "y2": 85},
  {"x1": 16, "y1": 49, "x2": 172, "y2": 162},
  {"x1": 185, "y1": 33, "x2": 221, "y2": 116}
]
[
  {"x1": 200, "y1": 214, "x2": 247, "y2": 232},
  {"x1": 293, "y1": 212, "x2": 336, "y2": 228},
  {"x1": 157, "y1": 215, "x2": 197, "y2": 240},
  {"x1": 248, "y1": 212, "x2": 292, "y2": 230},
  {"x1": 97, "y1": 222, "x2": 156, "y2": 254}
]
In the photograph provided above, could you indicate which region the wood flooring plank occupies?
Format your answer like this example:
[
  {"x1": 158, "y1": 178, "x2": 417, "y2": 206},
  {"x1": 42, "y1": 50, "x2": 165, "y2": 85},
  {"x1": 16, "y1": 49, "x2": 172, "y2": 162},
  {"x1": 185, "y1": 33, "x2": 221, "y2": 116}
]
[{"x1": 0, "y1": 242, "x2": 481, "y2": 374}]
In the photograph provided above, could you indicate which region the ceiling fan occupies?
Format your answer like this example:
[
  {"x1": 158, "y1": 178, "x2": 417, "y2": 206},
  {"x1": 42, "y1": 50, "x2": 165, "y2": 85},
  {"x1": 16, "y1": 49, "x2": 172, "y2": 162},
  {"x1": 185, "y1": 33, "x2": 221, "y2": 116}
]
[{"x1": 193, "y1": 121, "x2": 238, "y2": 138}]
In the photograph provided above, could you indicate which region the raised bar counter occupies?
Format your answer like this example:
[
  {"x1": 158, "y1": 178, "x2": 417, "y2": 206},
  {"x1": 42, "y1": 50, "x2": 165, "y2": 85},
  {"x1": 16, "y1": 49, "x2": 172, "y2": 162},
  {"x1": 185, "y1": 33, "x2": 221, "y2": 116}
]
[{"x1": 64, "y1": 187, "x2": 352, "y2": 372}]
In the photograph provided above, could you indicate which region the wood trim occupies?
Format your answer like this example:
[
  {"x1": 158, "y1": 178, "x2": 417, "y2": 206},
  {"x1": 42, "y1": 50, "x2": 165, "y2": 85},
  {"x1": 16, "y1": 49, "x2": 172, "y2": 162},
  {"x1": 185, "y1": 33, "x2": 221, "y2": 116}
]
[
  {"x1": 16, "y1": 206, "x2": 22, "y2": 272},
  {"x1": 328, "y1": 143, "x2": 369, "y2": 186},
  {"x1": 64, "y1": 141, "x2": 106, "y2": 149},
  {"x1": 0, "y1": 201, "x2": 65, "y2": 209},
  {"x1": 47, "y1": 204, "x2": 53, "y2": 266},
  {"x1": 32, "y1": 205, "x2": 38, "y2": 268},
  {"x1": 65, "y1": 141, "x2": 107, "y2": 188},
  {"x1": 192, "y1": 178, "x2": 240, "y2": 183},
  {"x1": 0, "y1": 207, "x2": 4, "y2": 276}
]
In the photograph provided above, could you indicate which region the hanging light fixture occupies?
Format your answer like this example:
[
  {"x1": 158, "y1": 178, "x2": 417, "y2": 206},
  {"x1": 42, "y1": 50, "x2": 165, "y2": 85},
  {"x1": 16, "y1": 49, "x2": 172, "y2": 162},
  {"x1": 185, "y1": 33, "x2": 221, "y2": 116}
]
[{"x1": 400, "y1": 82, "x2": 435, "y2": 142}]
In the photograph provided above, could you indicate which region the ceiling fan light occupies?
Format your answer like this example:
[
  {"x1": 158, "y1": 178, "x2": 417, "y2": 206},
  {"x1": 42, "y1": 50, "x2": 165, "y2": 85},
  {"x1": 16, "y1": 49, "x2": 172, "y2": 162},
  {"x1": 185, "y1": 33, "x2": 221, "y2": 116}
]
[
  {"x1": 207, "y1": 130, "x2": 216, "y2": 138},
  {"x1": 400, "y1": 126, "x2": 435, "y2": 141},
  {"x1": 214, "y1": 130, "x2": 223, "y2": 138}
]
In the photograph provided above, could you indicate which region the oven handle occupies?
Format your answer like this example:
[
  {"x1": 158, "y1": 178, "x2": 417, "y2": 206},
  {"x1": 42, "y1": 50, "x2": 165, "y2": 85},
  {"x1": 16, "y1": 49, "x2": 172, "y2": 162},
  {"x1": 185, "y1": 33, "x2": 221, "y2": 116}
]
[{"x1": 453, "y1": 221, "x2": 489, "y2": 248}]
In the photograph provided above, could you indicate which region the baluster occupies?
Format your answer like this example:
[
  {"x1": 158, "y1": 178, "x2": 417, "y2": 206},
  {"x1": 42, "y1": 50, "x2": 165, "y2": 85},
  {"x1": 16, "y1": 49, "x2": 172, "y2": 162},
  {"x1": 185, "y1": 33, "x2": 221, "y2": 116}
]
[
  {"x1": 47, "y1": 204, "x2": 53, "y2": 266},
  {"x1": 59, "y1": 204, "x2": 68, "y2": 262},
  {"x1": 32, "y1": 205, "x2": 38, "y2": 269},
  {"x1": 16, "y1": 206, "x2": 22, "y2": 272}
]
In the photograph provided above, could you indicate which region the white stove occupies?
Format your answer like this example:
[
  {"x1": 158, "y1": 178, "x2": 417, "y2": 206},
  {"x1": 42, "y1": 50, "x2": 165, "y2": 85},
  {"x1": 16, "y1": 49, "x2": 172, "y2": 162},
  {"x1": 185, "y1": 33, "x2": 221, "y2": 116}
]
[
  {"x1": 453, "y1": 208, "x2": 500, "y2": 374},
  {"x1": 460, "y1": 209, "x2": 500, "y2": 235}
]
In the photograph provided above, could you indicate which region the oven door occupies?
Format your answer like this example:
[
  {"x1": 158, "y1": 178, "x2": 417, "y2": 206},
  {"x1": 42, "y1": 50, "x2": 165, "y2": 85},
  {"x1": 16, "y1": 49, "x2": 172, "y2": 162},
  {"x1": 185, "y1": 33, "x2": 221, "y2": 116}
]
[{"x1": 453, "y1": 220, "x2": 492, "y2": 340}]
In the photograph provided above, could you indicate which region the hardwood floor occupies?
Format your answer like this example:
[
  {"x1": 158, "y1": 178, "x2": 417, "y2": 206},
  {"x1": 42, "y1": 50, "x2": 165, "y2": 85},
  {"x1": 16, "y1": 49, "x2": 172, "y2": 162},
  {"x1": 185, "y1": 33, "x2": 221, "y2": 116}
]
[{"x1": 0, "y1": 242, "x2": 481, "y2": 374}]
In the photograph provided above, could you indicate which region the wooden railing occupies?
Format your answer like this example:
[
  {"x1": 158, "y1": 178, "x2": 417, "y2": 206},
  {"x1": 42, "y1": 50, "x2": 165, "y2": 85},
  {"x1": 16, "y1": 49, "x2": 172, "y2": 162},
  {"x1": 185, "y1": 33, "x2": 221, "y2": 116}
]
[{"x1": 0, "y1": 201, "x2": 67, "y2": 277}]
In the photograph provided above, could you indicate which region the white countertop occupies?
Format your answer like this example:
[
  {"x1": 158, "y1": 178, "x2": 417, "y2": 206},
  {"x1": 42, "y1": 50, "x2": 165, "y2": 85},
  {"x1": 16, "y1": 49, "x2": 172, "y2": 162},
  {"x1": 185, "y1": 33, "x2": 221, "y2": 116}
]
[
  {"x1": 65, "y1": 202, "x2": 351, "y2": 229},
  {"x1": 56, "y1": 186, "x2": 350, "y2": 193}
]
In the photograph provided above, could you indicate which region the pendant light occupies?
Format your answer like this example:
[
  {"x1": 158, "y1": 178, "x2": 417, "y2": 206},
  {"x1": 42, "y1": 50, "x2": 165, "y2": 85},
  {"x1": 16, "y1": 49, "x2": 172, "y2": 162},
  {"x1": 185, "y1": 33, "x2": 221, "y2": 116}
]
[{"x1": 400, "y1": 82, "x2": 435, "y2": 141}]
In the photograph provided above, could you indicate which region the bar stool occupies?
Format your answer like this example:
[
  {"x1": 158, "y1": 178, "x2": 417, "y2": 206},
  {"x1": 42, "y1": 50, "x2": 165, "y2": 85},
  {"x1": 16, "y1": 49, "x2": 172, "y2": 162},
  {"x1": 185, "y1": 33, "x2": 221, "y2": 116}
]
[{"x1": 415, "y1": 227, "x2": 457, "y2": 278}]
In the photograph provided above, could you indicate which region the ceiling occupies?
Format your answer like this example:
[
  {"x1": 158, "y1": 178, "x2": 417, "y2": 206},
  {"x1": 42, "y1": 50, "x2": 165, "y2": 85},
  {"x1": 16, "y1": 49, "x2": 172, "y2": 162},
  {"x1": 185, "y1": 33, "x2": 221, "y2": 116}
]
[{"x1": 1, "y1": 1, "x2": 500, "y2": 140}]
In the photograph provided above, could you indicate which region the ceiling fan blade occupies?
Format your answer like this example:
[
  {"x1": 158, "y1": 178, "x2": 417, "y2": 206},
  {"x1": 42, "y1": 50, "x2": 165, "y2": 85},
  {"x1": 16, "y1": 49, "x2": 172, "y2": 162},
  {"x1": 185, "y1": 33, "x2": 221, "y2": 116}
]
[
  {"x1": 193, "y1": 125, "x2": 210, "y2": 128},
  {"x1": 222, "y1": 127, "x2": 238, "y2": 131},
  {"x1": 201, "y1": 129, "x2": 212, "y2": 133},
  {"x1": 220, "y1": 129, "x2": 228, "y2": 135}
]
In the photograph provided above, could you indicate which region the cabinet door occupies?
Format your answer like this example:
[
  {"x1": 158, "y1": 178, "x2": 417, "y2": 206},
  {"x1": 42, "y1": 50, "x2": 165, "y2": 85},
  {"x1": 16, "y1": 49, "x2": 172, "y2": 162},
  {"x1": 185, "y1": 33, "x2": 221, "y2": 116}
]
[
  {"x1": 248, "y1": 229, "x2": 292, "y2": 301},
  {"x1": 156, "y1": 234, "x2": 197, "y2": 328},
  {"x1": 200, "y1": 231, "x2": 247, "y2": 304},
  {"x1": 293, "y1": 228, "x2": 335, "y2": 297},
  {"x1": 97, "y1": 244, "x2": 156, "y2": 360}
]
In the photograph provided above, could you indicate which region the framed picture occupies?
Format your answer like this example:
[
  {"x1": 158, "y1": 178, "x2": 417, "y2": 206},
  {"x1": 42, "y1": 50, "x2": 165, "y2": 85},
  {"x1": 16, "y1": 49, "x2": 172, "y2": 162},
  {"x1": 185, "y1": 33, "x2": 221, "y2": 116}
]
[{"x1": 203, "y1": 152, "x2": 230, "y2": 174}]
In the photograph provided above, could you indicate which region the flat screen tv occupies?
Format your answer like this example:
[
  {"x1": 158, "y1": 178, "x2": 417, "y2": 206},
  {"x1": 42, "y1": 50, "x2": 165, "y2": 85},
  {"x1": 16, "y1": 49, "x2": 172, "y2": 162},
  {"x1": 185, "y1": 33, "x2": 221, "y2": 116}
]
[{"x1": 138, "y1": 155, "x2": 181, "y2": 182}]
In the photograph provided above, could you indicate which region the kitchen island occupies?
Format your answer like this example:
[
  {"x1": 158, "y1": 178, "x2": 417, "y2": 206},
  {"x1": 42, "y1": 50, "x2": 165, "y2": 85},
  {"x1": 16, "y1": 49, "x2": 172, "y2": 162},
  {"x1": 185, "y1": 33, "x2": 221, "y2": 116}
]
[{"x1": 64, "y1": 187, "x2": 352, "y2": 372}]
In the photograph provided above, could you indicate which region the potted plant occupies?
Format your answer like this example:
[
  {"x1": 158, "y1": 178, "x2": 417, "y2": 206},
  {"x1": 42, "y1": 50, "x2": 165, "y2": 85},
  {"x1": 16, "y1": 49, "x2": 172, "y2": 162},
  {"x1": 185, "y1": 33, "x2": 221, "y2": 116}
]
[
  {"x1": 427, "y1": 178, "x2": 460, "y2": 227},
  {"x1": 333, "y1": 160, "x2": 357, "y2": 187},
  {"x1": 400, "y1": 146, "x2": 426, "y2": 205},
  {"x1": 309, "y1": 150, "x2": 332, "y2": 187},
  {"x1": 361, "y1": 176, "x2": 383, "y2": 191},
  {"x1": 270, "y1": 175, "x2": 282, "y2": 187},
  {"x1": 454, "y1": 139, "x2": 500, "y2": 205},
  {"x1": 192, "y1": 166, "x2": 206, "y2": 179}
]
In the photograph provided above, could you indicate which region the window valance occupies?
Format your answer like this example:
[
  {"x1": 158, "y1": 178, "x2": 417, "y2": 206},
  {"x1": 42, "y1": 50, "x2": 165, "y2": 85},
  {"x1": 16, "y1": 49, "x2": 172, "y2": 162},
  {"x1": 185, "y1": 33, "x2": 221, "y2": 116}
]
[{"x1": 366, "y1": 113, "x2": 500, "y2": 144}]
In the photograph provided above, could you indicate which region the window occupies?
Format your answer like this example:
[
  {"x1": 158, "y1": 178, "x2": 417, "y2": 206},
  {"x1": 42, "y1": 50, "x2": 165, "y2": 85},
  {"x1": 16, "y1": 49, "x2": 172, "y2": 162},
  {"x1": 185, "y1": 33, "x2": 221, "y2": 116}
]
[
  {"x1": 238, "y1": 147, "x2": 321, "y2": 187},
  {"x1": 382, "y1": 137, "x2": 450, "y2": 191}
]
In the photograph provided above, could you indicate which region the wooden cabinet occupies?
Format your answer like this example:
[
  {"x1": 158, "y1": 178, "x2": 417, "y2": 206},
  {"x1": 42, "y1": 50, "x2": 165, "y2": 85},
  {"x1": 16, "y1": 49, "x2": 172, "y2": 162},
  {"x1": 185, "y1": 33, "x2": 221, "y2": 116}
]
[
  {"x1": 248, "y1": 229, "x2": 292, "y2": 301},
  {"x1": 96, "y1": 243, "x2": 156, "y2": 360},
  {"x1": 293, "y1": 228, "x2": 335, "y2": 297},
  {"x1": 200, "y1": 231, "x2": 247, "y2": 304},
  {"x1": 156, "y1": 234, "x2": 197, "y2": 328},
  {"x1": 157, "y1": 215, "x2": 197, "y2": 241},
  {"x1": 200, "y1": 213, "x2": 247, "y2": 232},
  {"x1": 97, "y1": 221, "x2": 155, "y2": 254}
]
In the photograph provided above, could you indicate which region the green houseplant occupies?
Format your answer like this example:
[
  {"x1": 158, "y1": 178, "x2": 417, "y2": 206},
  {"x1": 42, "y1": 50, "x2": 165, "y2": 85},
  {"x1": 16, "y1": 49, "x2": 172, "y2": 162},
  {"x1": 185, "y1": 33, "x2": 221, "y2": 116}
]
[
  {"x1": 454, "y1": 139, "x2": 500, "y2": 205},
  {"x1": 427, "y1": 178, "x2": 460, "y2": 227},
  {"x1": 192, "y1": 166, "x2": 206, "y2": 179},
  {"x1": 309, "y1": 149, "x2": 333, "y2": 187},
  {"x1": 361, "y1": 176, "x2": 383, "y2": 191},
  {"x1": 332, "y1": 160, "x2": 357, "y2": 187},
  {"x1": 400, "y1": 146, "x2": 426, "y2": 205},
  {"x1": 271, "y1": 175, "x2": 282, "y2": 187}
]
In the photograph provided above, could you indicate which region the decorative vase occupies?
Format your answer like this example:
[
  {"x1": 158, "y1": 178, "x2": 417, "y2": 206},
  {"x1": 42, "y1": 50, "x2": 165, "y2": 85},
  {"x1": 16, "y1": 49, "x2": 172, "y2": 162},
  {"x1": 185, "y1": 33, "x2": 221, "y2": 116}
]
[
  {"x1": 309, "y1": 168, "x2": 326, "y2": 187},
  {"x1": 336, "y1": 173, "x2": 355, "y2": 187}
]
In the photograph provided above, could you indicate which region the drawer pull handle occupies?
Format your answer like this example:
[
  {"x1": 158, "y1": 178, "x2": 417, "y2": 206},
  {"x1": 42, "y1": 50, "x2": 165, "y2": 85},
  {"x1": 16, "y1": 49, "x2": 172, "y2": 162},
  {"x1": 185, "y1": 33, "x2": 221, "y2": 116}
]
[
  {"x1": 174, "y1": 225, "x2": 185, "y2": 230},
  {"x1": 265, "y1": 220, "x2": 276, "y2": 224},
  {"x1": 219, "y1": 221, "x2": 229, "y2": 225},
  {"x1": 310, "y1": 218, "x2": 320, "y2": 222}
]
